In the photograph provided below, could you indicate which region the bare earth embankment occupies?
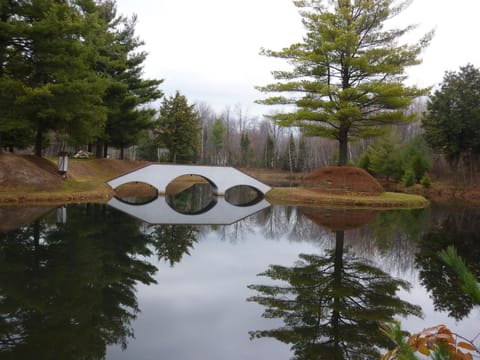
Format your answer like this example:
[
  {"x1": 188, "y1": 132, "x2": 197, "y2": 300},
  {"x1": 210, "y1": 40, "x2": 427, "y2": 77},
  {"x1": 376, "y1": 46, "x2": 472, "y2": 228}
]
[{"x1": 0, "y1": 153, "x2": 148, "y2": 203}]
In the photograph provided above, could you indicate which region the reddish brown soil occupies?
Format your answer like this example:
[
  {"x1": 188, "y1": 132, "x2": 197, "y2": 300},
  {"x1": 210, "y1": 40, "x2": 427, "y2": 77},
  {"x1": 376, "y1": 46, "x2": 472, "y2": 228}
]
[
  {"x1": 303, "y1": 166, "x2": 384, "y2": 195},
  {"x1": 67, "y1": 158, "x2": 149, "y2": 180},
  {"x1": 0, "y1": 153, "x2": 61, "y2": 191},
  {"x1": 300, "y1": 207, "x2": 379, "y2": 231}
]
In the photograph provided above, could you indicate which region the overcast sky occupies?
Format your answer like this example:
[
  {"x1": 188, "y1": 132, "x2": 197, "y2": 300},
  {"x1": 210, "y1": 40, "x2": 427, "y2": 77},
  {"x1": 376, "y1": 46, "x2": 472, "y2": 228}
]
[{"x1": 115, "y1": 0, "x2": 480, "y2": 118}]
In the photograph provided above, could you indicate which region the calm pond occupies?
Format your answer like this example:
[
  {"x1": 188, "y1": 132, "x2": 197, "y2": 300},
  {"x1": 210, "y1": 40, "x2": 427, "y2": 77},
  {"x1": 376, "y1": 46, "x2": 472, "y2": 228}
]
[{"x1": 0, "y1": 189, "x2": 479, "y2": 359}]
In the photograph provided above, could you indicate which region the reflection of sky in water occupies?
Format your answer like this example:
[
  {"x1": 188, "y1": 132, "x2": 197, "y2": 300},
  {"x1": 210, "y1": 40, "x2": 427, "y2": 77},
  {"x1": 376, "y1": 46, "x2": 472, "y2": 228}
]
[
  {"x1": 398, "y1": 279, "x2": 480, "y2": 341},
  {"x1": 2, "y1": 203, "x2": 478, "y2": 359},
  {"x1": 106, "y1": 212, "x2": 480, "y2": 359},
  {"x1": 107, "y1": 226, "x2": 322, "y2": 360}
]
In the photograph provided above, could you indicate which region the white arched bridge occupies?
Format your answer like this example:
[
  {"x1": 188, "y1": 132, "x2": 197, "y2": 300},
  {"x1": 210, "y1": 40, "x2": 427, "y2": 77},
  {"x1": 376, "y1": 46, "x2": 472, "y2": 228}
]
[{"x1": 107, "y1": 164, "x2": 272, "y2": 196}]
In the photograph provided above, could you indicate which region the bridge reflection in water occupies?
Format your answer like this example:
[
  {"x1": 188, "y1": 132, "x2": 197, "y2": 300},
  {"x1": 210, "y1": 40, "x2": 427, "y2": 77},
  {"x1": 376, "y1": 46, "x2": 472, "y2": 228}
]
[{"x1": 107, "y1": 196, "x2": 271, "y2": 225}]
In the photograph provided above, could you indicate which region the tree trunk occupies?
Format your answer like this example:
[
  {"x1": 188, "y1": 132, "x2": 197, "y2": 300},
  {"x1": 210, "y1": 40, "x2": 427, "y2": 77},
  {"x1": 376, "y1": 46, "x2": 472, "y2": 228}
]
[
  {"x1": 33, "y1": 220, "x2": 40, "y2": 249},
  {"x1": 103, "y1": 143, "x2": 108, "y2": 158},
  {"x1": 120, "y1": 143, "x2": 124, "y2": 160},
  {"x1": 172, "y1": 144, "x2": 177, "y2": 163},
  {"x1": 288, "y1": 144, "x2": 293, "y2": 174},
  {"x1": 95, "y1": 141, "x2": 103, "y2": 158},
  {"x1": 338, "y1": 130, "x2": 348, "y2": 166},
  {"x1": 332, "y1": 230, "x2": 345, "y2": 356},
  {"x1": 34, "y1": 125, "x2": 43, "y2": 157},
  {"x1": 33, "y1": 220, "x2": 41, "y2": 271}
]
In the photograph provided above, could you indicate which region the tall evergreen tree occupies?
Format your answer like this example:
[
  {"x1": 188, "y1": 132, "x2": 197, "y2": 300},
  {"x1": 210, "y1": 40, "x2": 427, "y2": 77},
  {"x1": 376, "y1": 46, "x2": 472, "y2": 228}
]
[
  {"x1": 422, "y1": 64, "x2": 480, "y2": 169},
  {"x1": 297, "y1": 135, "x2": 308, "y2": 172},
  {"x1": 0, "y1": 0, "x2": 162, "y2": 156},
  {"x1": 98, "y1": 5, "x2": 163, "y2": 159},
  {"x1": 156, "y1": 91, "x2": 200, "y2": 163},
  {"x1": 6, "y1": 0, "x2": 109, "y2": 156},
  {"x1": 257, "y1": 0, "x2": 432, "y2": 165},
  {"x1": 0, "y1": 0, "x2": 33, "y2": 151},
  {"x1": 240, "y1": 131, "x2": 251, "y2": 167},
  {"x1": 211, "y1": 118, "x2": 226, "y2": 165},
  {"x1": 264, "y1": 134, "x2": 275, "y2": 168}
]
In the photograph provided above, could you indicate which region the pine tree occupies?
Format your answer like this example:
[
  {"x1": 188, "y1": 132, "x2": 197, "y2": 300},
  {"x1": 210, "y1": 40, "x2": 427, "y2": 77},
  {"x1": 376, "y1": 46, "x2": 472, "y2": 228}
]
[
  {"x1": 367, "y1": 136, "x2": 403, "y2": 181},
  {"x1": 98, "y1": 6, "x2": 163, "y2": 159},
  {"x1": 211, "y1": 118, "x2": 226, "y2": 165},
  {"x1": 257, "y1": 0, "x2": 432, "y2": 165},
  {"x1": 0, "y1": 0, "x2": 32, "y2": 151},
  {"x1": 156, "y1": 91, "x2": 200, "y2": 163},
  {"x1": 11, "y1": 0, "x2": 109, "y2": 156},
  {"x1": 423, "y1": 64, "x2": 480, "y2": 169},
  {"x1": 264, "y1": 134, "x2": 275, "y2": 168},
  {"x1": 297, "y1": 135, "x2": 308, "y2": 172},
  {"x1": 240, "y1": 131, "x2": 251, "y2": 167}
]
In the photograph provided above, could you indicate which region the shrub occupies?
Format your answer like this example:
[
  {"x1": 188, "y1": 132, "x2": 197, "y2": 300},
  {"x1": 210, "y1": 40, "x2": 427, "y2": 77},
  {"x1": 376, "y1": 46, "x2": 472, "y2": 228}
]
[
  {"x1": 420, "y1": 173, "x2": 431, "y2": 188},
  {"x1": 358, "y1": 151, "x2": 371, "y2": 171},
  {"x1": 402, "y1": 168, "x2": 415, "y2": 187}
]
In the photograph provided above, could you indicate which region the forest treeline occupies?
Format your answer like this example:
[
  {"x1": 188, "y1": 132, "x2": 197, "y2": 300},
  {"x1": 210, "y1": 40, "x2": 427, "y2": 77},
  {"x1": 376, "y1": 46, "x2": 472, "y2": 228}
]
[{"x1": 1, "y1": 0, "x2": 479, "y2": 184}]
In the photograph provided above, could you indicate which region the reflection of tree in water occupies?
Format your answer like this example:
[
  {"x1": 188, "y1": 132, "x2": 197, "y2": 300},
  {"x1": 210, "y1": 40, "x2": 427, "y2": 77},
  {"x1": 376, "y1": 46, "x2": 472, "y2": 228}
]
[
  {"x1": 416, "y1": 206, "x2": 480, "y2": 321},
  {"x1": 149, "y1": 224, "x2": 200, "y2": 266},
  {"x1": 255, "y1": 206, "x2": 331, "y2": 245},
  {"x1": 0, "y1": 204, "x2": 157, "y2": 359},
  {"x1": 359, "y1": 208, "x2": 429, "y2": 274},
  {"x1": 254, "y1": 207, "x2": 430, "y2": 275},
  {"x1": 225, "y1": 185, "x2": 263, "y2": 206},
  {"x1": 300, "y1": 207, "x2": 379, "y2": 232},
  {"x1": 366, "y1": 208, "x2": 429, "y2": 249},
  {"x1": 166, "y1": 183, "x2": 215, "y2": 214},
  {"x1": 248, "y1": 231, "x2": 422, "y2": 359}
]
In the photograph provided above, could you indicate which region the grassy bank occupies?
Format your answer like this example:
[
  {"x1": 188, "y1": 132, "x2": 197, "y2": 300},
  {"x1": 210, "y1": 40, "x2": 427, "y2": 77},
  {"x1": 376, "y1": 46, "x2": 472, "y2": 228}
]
[
  {"x1": 0, "y1": 179, "x2": 113, "y2": 204},
  {"x1": 265, "y1": 187, "x2": 429, "y2": 209}
]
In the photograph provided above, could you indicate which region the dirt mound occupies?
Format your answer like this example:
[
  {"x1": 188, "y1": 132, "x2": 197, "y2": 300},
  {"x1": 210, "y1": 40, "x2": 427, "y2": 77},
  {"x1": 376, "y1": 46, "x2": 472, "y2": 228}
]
[
  {"x1": 0, "y1": 153, "x2": 61, "y2": 191},
  {"x1": 300, "y1": 207, "x2": 379, "y2": 231},
  {"x1": 303, "y1": 166, "x2": 384, "y2": 195}
]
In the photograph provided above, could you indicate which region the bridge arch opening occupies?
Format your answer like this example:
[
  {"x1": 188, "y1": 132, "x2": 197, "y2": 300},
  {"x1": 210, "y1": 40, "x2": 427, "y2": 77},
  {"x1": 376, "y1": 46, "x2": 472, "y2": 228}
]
[
  {"x1": 166, "y1": 175, "x2": 217, "y2": 215},
  {"x1": 113, "y1": 181, "x2": 158, "y2": 205},
  {"x1": 225, "y1": 185, "x2": 264, "y2": 207},
  {"x1": 165, "y1": 174, "x2": 218, "y2": 195}
]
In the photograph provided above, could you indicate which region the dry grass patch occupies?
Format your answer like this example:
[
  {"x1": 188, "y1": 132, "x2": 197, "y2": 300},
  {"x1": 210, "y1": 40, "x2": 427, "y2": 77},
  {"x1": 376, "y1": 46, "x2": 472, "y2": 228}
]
[{"x1": 266, "y1": 187, "x2": 429, "y2": 209}]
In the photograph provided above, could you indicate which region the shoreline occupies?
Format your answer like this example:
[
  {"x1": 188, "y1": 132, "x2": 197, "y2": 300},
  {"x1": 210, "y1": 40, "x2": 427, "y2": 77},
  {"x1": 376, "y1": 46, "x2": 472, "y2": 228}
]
[
  {"x1": 265, "y1": 187, "x2": 429, "y2": 209},
  {"x1": 0, "y1": 184, "x2": 430, "y2": 209}
]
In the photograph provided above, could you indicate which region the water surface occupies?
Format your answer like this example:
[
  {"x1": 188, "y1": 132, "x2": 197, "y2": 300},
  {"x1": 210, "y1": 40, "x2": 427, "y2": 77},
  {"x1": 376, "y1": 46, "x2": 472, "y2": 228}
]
[{"x1": 0, "y1": 202, "x2": 479, "y2": 359}]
